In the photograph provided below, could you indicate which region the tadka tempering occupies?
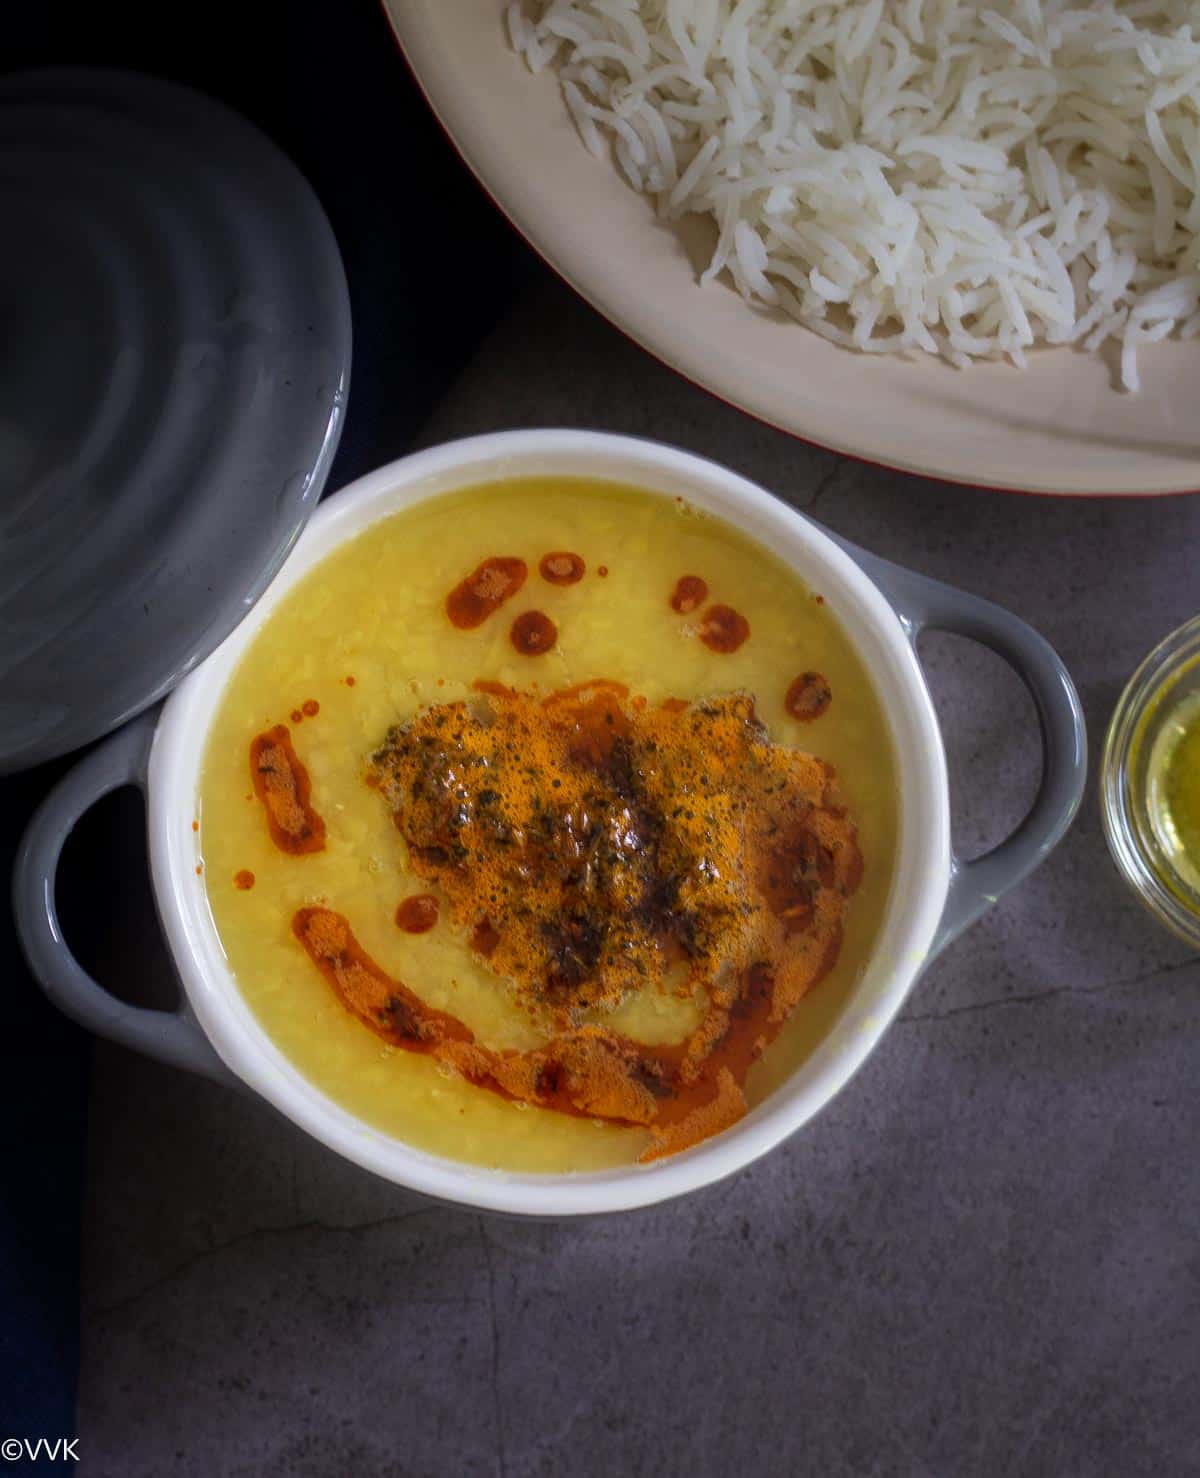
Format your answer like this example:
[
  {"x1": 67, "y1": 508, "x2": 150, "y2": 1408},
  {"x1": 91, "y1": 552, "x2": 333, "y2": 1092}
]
[
  {"x1": 232, "y1": 523, "x2": 876, "y2": 1164},
  {"x1": 287, "y1": 682, "x2": 862, "y2": 1161}
]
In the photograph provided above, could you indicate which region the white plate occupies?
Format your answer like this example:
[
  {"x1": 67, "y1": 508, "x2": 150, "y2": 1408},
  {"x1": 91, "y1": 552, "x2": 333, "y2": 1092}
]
[{"x1": 382, "y1": 0, "x2": 1200, "y2": 497}]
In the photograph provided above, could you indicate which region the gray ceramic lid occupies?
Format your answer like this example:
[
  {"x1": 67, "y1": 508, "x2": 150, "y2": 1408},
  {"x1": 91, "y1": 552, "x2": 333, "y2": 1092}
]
[{"x1": 0, "y1": 69, "x2": 351, "y2": 773}]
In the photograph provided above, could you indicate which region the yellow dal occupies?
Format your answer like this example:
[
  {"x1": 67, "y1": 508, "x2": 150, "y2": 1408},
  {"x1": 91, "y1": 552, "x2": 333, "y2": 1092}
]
[{"x1": 199, "y1": 479, "x2": 897, "y2": 1171}]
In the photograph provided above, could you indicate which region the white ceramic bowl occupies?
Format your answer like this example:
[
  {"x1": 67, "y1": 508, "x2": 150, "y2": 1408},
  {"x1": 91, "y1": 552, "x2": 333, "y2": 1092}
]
[{"x1": 14, "y1": 432, "x2": 1086, "y2": 1215}]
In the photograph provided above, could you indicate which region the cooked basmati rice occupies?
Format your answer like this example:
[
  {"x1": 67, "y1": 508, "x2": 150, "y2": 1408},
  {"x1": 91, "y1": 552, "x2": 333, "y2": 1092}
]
[{"x1": 507, "y1": 0, "x2": 1200, "y2": 389}]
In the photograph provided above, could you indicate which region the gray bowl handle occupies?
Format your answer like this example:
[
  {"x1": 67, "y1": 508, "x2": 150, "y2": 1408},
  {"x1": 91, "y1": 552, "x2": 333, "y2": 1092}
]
[
  {"x1": 12, "y1": 713, "x2": 235, "y2": 1084},
  {"x1": 12, "y1": 540, "x2": 1084, "y2": 1069},
  {"x1": 835, "y1": 537, "x2": 1087, "y2": 955}
]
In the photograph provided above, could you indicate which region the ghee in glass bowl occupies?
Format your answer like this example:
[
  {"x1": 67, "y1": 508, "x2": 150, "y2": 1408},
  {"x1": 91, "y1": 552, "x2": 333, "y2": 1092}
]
[
  {"x1": 1147, "y1": 692, "x2": 1200, "y2": 896},
  {"x1": 1102, "y1": 616, "x2": 1200, "y2": 948}
]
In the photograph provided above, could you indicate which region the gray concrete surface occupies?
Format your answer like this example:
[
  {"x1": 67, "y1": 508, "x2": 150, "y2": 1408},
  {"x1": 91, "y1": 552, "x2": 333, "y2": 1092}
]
[{"x1": 78, "y1": 279, "x2": 1200, "y2": 1477}]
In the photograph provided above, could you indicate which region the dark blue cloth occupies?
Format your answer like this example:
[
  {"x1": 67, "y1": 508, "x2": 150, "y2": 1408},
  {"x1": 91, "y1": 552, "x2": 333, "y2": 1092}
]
[
  {"x1": 0, "y1": 764, "x2": 88, "y2": 1441},
  {"x1": 2, "y1": 0, "x2": 538, "y2": 1437}
]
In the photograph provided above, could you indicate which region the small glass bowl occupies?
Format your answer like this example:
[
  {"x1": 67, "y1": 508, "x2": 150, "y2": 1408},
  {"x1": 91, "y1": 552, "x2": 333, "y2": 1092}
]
[{"x1": 1101, "y1": 614, "x2": 1200, "y2": 949}]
